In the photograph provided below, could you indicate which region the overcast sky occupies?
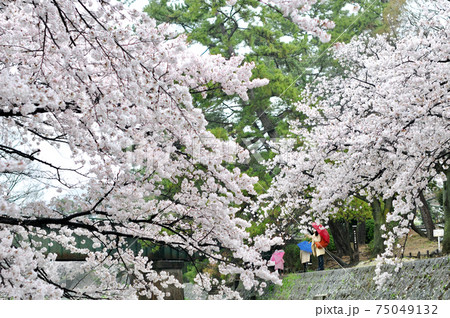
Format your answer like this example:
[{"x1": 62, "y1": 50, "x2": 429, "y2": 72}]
[{"x1": 126, "y1": 0, "x2": 149, "y2": 11}]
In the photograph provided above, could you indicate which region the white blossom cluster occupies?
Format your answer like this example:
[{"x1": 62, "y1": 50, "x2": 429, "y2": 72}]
[
  {"x1": 0, "y1": 0, "x2": 281, "y2": 299},
  {"x1": 262, "y1": 0, "x2": 449, "y2": 287}
]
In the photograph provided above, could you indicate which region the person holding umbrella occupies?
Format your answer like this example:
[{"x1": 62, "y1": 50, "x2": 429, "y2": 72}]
[
  {"x1": 297, "y1": 241, "x2": 312, "y2": 272},
  {"x1": 306, "y1": 222, "x2": 330, "y2": 271},
  {"x1": 270, "y1": 249, "x2": 285, "y2": 274}
]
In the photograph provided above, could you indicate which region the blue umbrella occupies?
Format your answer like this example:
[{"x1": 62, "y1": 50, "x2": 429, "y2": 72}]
[{"x1": 297, "y1": 240, "x2": 312, "y2": 253}]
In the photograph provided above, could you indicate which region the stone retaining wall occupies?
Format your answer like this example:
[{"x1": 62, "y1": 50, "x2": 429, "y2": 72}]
[{"x1": 256, "y1": 256, "x2": 450, "y2": 300}]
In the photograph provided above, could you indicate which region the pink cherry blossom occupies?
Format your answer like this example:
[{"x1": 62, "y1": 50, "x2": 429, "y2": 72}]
[
  {"x1": 0, "y1": 0, "x2": 279, "y2": 299},
  {"x1": 262, "y1": 0, "x2": 449, "y2": 288}
]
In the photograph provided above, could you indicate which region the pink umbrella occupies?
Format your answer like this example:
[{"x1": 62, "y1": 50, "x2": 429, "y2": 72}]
[
  {"x1": 312, "y1": 222, "x2": 330, "y2": 244},
  {"x1": 270, "y1": 250, "x2": 285, "y2": 270}
]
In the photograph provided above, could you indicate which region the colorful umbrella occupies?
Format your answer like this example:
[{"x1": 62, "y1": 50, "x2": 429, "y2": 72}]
[
  {"x1": 270, "y1": 250, "x2": 285, "y2": 270},
  {"x1": 297, "y1": 240, "x2": 312, "y2": 253},
  {"x1": 312, "y1": 222, "x2": 330, "y2": 244}
]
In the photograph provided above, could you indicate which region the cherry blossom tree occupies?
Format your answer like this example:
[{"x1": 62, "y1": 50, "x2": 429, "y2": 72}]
[
  {"x1": 0, "y1": 0, "x2": 295, "y2": 299},
  {"x1": 261, "y1": 0, "x2": 449, "y2": 287},
  {"x1": 0, "y1": 0, "x2": 339, "y2": 300}
]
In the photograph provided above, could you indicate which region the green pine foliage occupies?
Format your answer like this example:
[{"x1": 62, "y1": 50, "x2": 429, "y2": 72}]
[{"x1": 144, "y1": 0, "x2": 389, "y2": 238}]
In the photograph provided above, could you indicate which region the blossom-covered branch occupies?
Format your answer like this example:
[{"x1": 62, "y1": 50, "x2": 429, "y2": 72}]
[
  {"x1": 262, "y1": 0, "x2": 449, "y2": 287},
  {"x1": 0, "y1": 0, "x2": 281, "y2": 299}
]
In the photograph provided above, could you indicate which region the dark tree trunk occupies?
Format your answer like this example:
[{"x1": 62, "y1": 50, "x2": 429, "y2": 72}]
[
  {"x1": 328, "y1": 219, "x2": 354, "y2": 261},
  {"x1": 357, "y1": 220, "x2": 366, "y2": 245},
  {"x1": 371, "y1": 199, "x2": 389, "y2": 256},
  {"x1": 411, "y1": 222, "x2": 427, "y2": 238},
  {"x1": 256, "y1": 107, "x2": 278, "y2": 139},
  {"x1": 418, "y1": 190, "x2": 436, "y2": 241}
]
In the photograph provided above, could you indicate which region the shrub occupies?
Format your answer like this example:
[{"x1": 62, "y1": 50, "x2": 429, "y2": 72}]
[{"x1": 283, "y1": 243, "x2": 302, "y2": 272}]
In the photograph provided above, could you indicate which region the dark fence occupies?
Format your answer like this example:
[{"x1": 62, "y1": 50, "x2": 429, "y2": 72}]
[{"x1": 401, "y1": 249, "x2": 443, "y2": 259}]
